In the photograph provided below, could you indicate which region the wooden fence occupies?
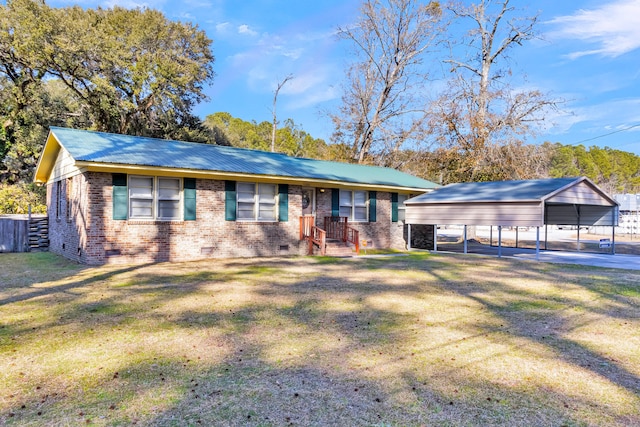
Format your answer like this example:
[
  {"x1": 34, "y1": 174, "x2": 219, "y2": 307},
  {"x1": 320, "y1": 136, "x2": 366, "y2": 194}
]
[{"x1": 0, "y1": 215, "x2": 49, "y2": 253}]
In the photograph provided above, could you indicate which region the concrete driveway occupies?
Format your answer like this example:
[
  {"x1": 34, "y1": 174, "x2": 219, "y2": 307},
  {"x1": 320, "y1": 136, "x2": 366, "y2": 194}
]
[
  {"x1": 511, "y1": 248, "x2": 640, "y2": 270},
  {"x1": 434, "y1": 227, "x2": 640, "y2": 271}
]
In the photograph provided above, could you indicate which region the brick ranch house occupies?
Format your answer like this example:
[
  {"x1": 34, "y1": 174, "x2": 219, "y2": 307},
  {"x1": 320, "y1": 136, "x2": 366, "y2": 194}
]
[{"x1": 34, "y1": 127, "x2": 439, "y2": 265}]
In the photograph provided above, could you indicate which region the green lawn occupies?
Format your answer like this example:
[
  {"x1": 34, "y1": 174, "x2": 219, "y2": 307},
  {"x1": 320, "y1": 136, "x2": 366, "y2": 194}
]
[{"x1": 1, "y1": 252, "x2": 639, "y2": 426}]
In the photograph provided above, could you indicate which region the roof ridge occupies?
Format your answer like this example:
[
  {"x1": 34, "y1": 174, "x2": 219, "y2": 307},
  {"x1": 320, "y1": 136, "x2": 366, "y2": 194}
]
[
  {"x1": 49, "y1": 126, "x2": 429, "y2": 173},
  {"x1": 42, "y1": 127, "x2": 440, "y2": 190},
  {"x1": 50, "y1": 126, "x2": 295, "y2": 158}
]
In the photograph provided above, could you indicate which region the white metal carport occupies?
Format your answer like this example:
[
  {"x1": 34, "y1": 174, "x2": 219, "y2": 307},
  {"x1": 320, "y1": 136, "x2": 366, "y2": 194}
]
[{"x1": 404, "y1": 177, "x2": 619, "y2": 259}]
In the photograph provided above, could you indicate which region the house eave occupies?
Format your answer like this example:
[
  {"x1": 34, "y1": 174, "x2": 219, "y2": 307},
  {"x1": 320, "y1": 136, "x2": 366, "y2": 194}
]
[
  {"x1": 76, "y1": 161, "x2": 433, "y2": 193},
  {"x1": 33, "y1": 132, "x2": 62, "y2": 184}
]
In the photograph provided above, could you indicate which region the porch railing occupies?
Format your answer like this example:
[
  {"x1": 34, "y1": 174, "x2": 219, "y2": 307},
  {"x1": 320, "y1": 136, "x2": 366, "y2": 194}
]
[
  {"x1": 300, "y1": 216, "x2": 326, "y2": 255},
  {"x1": 307, "y1": 225, "x2": 326, "y2": 255},
  {"x1": 347, "y1": 226, "x2": 360, "y2": 254},
  {"x1": 300, "y1": 216, "x2": 360, "y2": 255},
  {"x1": 324, "y1": 216, "x2": 360, "y2": 255},
  {"x1": 300, "y1": 215, "x2": 315, "y2": 240},
  {"x1": 324, "y1": 216, "x2": 348, "y2": 241}
]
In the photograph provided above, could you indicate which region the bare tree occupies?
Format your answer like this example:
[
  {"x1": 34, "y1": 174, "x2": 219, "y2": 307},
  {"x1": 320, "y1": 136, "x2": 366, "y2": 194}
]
[
  {"x1": 271, "y1": 74, "x2": 293, "y2": 152},
  {"x1": 428, "y1": 0, "x2": 560, "y2": 183},
  {"x1": 331, "y1": 0, "x2": 443, "y2": 164}
]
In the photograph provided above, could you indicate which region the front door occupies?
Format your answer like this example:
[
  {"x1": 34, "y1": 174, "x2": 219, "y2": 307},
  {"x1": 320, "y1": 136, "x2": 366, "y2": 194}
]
[{"x1": 301, "y1": 187, "x2": 315, "y2": 216}]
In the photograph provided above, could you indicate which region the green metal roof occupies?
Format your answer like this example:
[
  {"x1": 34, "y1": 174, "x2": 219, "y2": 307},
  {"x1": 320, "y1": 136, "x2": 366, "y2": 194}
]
[
  {"x1": 405, "y1": 177, "x2": 582, "y2": 204},
  {"x1": 47, "y1": 127, "x2": 438, "y2": 191}
]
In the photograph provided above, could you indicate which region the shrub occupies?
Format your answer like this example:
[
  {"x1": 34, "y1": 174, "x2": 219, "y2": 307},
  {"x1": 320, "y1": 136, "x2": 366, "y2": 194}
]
[{"x1": 0, "y1": 183, "x2": 46, "y2": 214}]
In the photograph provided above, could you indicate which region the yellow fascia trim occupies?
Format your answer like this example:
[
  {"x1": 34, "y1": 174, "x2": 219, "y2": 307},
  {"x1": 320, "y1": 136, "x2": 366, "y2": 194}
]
[
  {"x1": 76, "y1": 162, "x2": 432, "y2": 193},
  {"x1": 33, "y1": 132, "x2": 62, "y2": 184}
]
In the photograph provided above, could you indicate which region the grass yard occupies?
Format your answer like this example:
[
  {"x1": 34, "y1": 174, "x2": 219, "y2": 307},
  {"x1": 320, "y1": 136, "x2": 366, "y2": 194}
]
[{"x1": 1, "y1": 252, "x2": 639, "y2": 426}]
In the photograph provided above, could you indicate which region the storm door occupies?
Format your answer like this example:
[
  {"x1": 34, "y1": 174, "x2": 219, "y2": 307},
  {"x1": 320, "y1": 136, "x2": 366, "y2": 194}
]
[{"x1": 301, "y1": 187, "x2": 315, "y2": 216}]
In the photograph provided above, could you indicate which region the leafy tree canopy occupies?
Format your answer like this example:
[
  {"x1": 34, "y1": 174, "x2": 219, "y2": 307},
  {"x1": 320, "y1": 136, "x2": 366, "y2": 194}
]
[
  {"x1": 0, "y1": 0, "x2": 214, "y2": 183},
  {"x1": 0, "y1": 182, "x2": 46, "y2": 214},
  {"x1": 547, "y1": 143, "x2": 640, "y2": 194},
  {"x1": 204, "y1": 112, "x2": 331, "y2": 160}
]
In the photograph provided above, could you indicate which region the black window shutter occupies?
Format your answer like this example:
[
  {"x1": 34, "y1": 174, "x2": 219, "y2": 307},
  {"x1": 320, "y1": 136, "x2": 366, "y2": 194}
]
[
  {"x1": 369, "y1": 191, "x2": 377, "y2": 222},
  {"x1": 225, "y1": 180, "x2": 236, "y2": 221},
  {"x1": 184, "y1": 178, "x2": 196, "y2": 221},
  {"x1": 112, "y1": 173, "x2": 128, "y2": 220}
]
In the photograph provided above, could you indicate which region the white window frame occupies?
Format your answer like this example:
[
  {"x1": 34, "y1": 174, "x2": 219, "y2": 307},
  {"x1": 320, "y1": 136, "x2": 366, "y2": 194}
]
[
  {"x1": 157, "y1": 177, "x2": 182, "y2": 220},
  {"x1": 236, "y1": 182, "x2": 278, "y2": 222},
  {"x1": 236, "y1": 182, "x2": 256, "y2": 221},
  {"x1": 398, "y1": 194, "x2": 409, "y2": 223},
  {"x1": 128, "y1": 175, "x2": 182, "y2": 221},
  {"x1": 339, "y1": 189, "x2": 368, "y2": 222}
]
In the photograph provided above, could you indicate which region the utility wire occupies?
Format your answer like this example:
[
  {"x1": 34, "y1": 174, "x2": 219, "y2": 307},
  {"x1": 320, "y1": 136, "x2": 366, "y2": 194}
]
[{"x1": 567, "y1": 123, "x2": 640, "y2": 146}]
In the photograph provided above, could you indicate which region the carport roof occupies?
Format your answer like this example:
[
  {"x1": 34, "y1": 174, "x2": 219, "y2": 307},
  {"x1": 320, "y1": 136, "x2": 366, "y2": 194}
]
[
  {"x1": 404, "y1": 177, "x2": 618, "y2": 227},
  {"x1": 405, "y1": 177, "x2": 601, "y2": 204}
]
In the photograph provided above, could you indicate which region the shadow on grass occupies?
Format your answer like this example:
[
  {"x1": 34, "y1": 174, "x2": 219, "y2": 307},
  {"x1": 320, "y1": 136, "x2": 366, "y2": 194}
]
[
  {"x1": 453, "y1": 284, "x2": 639, "y2": 391},
  {"x1": 0, "y1": 261, "x2": 152, "y2": 307},
  {"x1": 1, "y1": 252, "x2": 639, "y2": 426}
]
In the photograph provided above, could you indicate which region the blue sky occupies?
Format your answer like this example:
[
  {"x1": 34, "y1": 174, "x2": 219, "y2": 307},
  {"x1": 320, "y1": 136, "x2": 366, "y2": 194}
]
[{"x1": 50, "y1": 0, "x2": 640, "y2": 155}]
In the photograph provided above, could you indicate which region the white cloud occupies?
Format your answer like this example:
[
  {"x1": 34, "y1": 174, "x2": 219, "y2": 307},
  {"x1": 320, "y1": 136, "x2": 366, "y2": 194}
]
[
  {"x1": 276, "y1": 70, "x2": 330, "y2": 96},
  {"x1": 274, "y1": 67, "x2": 342, "y2": 109},
  {"x1": 229, "y1": 44, "x2": 342, "y2": 110},
  {"x1": 286, "y1": 85, "x2": 340, "y2": 110},
  {"x1": 49, "y1": 0, "x2": 156, "y2": 8},
  {"x1": 176, "y1": 12, "x2": 196, "y2": 21},
  {"x1": 546, "y1": 0, "x2": 640, "y2": 58},
  {"x1": 217, "y1": 17, "x2": 343, "y2": 116},
  {"x1": 545, "y1": 97, "x2": 640, "y2": 138},
  {"x1": 215, "y1": 21, "x2": 231, "y2": 34},
  {"x1": 280, "y1": 48, "x2": 304, "y2": 60},
  {"x1": 238, "y1": 24, "x2": 258, "y2": 36},
  {"x1": 181, "y1": 0, "x2": 216, "y2": 7},
  {"x1": 103, "y1": 0, "x2": 154, "y2": 8}
]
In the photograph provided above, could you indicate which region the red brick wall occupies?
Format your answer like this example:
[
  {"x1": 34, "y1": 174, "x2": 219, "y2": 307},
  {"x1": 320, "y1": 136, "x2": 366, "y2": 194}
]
[
  {"x1": 49, "y1": 173, "x2": 410, "y2": 264},
  {"x1": 314, "y1": 189, "x2": 408, "y2": 250},
  {"x1": 47, "y1": 173, "x2": 89, "y2": 263}
]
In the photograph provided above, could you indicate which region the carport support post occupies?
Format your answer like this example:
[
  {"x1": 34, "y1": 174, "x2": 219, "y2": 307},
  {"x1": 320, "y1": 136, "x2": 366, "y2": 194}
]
[
  {"x1": 612, "y1": 208, "x2": 616, "y2": 255},
  {"x1": 407, "y1": 224, "x2": 412, "y2": 251},
  {"x1": 576, "y1": 205, "x2": 581, "y2": 252},
  {"x1": 544, "y1": 224, "x2": 548, "y2": 250},
  {"x1": 612, "y1": 225, "x2": 616, "y2": 255},
  {"x1": 536, "y1": 227, "x2": 540, "y2": 261},
  {"x1": 498, "y1": 225, "x2": 502, "y2": 258},
  {"x1": 433, "y1": 224, "x2": 438, "y2": 252},
  {"x1": 463, "y1": 225, "x2": 468, "y2": 254}
]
